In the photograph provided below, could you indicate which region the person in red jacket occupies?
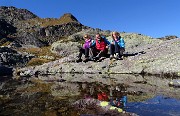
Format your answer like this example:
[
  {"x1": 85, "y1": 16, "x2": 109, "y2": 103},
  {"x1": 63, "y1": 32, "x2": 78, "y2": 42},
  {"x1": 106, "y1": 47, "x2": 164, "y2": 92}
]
[{"x1": 90, "y1": 33, "x2": 110, "y2": 61}]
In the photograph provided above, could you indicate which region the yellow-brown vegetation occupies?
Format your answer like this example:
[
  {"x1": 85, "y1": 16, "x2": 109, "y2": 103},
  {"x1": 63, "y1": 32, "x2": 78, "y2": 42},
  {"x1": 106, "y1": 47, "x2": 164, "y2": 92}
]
[
  {"x1": 1, "y1": 41, "x2": 11, "y2": 46},
  {"x1": 18, "y1": 46, "x2": 60, "y2": 66},
  {"x1": 18, "y1": 46, "x2": 59, "y2": 58},
  {"x1": 27, "y1": 58, "x2": 50, "y2": 66},
  {"x1": 22, "y1": 15, "x2": 77, "y2": 27}
]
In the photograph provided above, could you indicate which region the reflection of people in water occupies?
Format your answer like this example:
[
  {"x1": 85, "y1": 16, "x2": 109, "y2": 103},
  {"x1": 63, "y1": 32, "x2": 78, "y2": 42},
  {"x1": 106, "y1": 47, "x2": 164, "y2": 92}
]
[
  {"x1": 98, "y1": 92, "x2": 108, "y2": 101},
  {"x1": 109, "y1": 85, "x2": 127, "y2": 109},
  {"x1": 97, "y1": 85, "x2": 109, "y2": 101},
  {"x1": 78, "y1": 82, "x2": 127, "y2": 109},
  {"x1": 110, "y1": 96, "x2": 127, "y2": 108}
]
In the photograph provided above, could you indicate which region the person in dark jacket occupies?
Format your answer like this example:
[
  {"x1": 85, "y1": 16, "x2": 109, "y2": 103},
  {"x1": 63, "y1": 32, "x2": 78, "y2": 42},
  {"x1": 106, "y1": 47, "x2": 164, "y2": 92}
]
[
  {"x1": 110, "y1": 31, "x2": 125, "y2": 60},
  {"x1": 90, "y1": 33, "x2": 110, "y2": 61}
]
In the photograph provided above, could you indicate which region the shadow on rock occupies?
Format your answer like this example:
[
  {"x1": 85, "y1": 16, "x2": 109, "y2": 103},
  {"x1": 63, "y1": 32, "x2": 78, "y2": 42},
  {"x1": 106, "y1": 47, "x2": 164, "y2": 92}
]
[
  {"x1": 0, "y1": 65, "x2": 13, "y2": 76},
  {"x1": 123, "y1": 51, "x2": 146, "y2": 57}
]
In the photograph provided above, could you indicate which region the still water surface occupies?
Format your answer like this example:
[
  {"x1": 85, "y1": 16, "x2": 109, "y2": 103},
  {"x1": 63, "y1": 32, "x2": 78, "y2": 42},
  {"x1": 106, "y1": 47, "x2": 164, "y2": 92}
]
[{"x1": 0, "y1": 74, "x2": 179, "y2": 116}]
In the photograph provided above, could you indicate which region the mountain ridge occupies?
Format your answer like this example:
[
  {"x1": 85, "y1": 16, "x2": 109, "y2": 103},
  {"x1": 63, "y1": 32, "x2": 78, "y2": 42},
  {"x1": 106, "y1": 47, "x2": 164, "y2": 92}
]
[
  {"x1": 0, "y1": 6, "x2": 89, "y2": 47},
  {"x1": 0, "y1": 6, "x2": 178, "y2": 48}
]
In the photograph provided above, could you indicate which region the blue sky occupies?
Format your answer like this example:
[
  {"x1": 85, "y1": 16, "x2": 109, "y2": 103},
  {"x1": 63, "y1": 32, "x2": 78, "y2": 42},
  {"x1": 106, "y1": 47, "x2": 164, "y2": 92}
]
[{"x1": 1, "y1": 0, "x2": 179, "y2": 38}]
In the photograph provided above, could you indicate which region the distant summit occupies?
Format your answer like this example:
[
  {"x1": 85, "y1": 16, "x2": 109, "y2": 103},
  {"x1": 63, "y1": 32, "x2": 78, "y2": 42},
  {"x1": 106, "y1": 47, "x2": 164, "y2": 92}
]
[
  {"x1": 26, "y1": 13, "x2": 81, "y2": 27},
  {"x1": 0, "y1": 6, "x2": 78, "y2": 25},
  {"x1": 59, "y1": 13, "x2": 79, "y2": 24}
]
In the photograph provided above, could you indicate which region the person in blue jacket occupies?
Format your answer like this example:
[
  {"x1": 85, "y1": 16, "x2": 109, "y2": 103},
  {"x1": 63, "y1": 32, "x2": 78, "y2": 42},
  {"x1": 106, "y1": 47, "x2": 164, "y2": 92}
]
[{"x1": 110, "y1": 31, "x2": 125, "y2": 60}]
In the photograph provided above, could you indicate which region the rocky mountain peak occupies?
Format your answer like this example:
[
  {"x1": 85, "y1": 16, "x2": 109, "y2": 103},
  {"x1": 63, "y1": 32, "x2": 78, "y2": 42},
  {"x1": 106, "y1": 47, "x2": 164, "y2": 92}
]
[
  {"x1": 59, "y1": 13, "x2": 79, "y2": 24},
  {"x1": 0, "y1": 6, "x2": 38, "y2": 24}
]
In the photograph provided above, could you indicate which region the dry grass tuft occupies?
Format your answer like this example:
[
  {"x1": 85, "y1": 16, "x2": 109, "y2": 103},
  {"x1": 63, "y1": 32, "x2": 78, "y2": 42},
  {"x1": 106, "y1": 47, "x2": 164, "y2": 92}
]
[
  {"x1": 18, "y1": 46, "x2": 61, "y2": 66},
  {"x1": 27, "y1": 58, "x2": 50, "y2": 66},
  {"x1": 18, "y1": 46, "x2": 59, "y2": 58}
]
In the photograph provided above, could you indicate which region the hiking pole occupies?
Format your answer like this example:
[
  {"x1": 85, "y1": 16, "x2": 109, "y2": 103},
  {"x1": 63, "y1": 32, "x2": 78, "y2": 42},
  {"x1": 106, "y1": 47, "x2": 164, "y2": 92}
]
[{"x1": 96, "y1": 50, "x2": 103, "y2": 58}]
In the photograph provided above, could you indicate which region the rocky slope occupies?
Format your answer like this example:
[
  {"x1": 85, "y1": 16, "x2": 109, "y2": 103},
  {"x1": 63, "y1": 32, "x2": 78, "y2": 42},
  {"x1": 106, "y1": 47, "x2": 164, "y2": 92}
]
[
  {"x1": 0, "y1": 6, "x2": 90, "y2": 75},
  {"x1": 16, "y1": 32, "x2": 180, "y2": 77},
  {"x1": 0, "y1": 19, "x2": 16, "y2": 45},
  {"x1": 0, "y1": 19, "x2": 16, "y2": 37},
  {"x1": 0, "y1": 6, "x2": 180, "y2": 77},
  {"x1": 0, "y1": 6, "x2": 37, "y2": 24}
]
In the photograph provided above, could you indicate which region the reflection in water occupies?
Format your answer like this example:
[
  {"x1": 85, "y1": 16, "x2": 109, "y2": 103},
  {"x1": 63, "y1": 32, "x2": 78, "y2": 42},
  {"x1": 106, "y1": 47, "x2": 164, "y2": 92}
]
[
  {"x1": 0, "y1": 78, "x2": 132, "y2": 115},
  {"x1": 77, "y1": 81, "x2": 128, "y2": 110},
  {"x1": 0, "y1": 74, "x2": 180, "y2": 116}
]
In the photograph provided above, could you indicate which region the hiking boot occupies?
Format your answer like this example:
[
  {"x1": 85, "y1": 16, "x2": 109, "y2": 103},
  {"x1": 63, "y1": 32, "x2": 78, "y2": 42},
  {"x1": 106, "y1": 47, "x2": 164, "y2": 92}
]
[
  {"x1": 116, "y1": 57, "x2": 123, "y2": 60},
  {"x1": 83, "y1": 58, "x2": 89, "y2": 63},
  {"x1": 115, "y1": 54, "x2": 123, "y2": 60},
  {"x1": 96, "y1": 57, "x2": 106, "y2": 62},
  {"x1": 94, "y1": 56, "x2": 100, "y2": 61},
  {"x1": 76, "y1": 58, "x2": 82, "y2": 63},
  {"x1": 89, "y1": 57, "x2": 96, "y2": 61},
  {"x1": 110, "y1": 55, "x2": 114, "y2": 60},
  {"x1": 100, "y1": 57, "x2": 106, "y2": 60}
]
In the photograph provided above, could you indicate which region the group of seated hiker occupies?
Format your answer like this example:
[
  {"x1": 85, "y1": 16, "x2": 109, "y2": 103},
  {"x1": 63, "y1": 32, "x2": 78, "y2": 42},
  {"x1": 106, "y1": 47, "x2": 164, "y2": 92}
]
[{"x1": 76, "y1": 31, "x2": 125, "y2": 62}]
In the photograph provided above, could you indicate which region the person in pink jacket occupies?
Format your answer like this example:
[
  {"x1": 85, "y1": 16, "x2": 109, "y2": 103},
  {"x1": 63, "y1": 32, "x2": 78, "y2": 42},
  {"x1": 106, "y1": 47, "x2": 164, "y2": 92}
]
[{"x1": 76, "y1": 34, "x2": 93, "y2": 62}]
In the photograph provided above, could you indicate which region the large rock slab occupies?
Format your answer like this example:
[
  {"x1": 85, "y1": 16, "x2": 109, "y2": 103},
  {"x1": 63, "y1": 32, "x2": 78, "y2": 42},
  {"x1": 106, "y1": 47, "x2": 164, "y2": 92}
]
[
  {"x1": 51, "y1": 42, "x2": 80, "y2": 57},
  {"x1": 15, "y1": 38, "x2": 180, "y2": 77}
]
